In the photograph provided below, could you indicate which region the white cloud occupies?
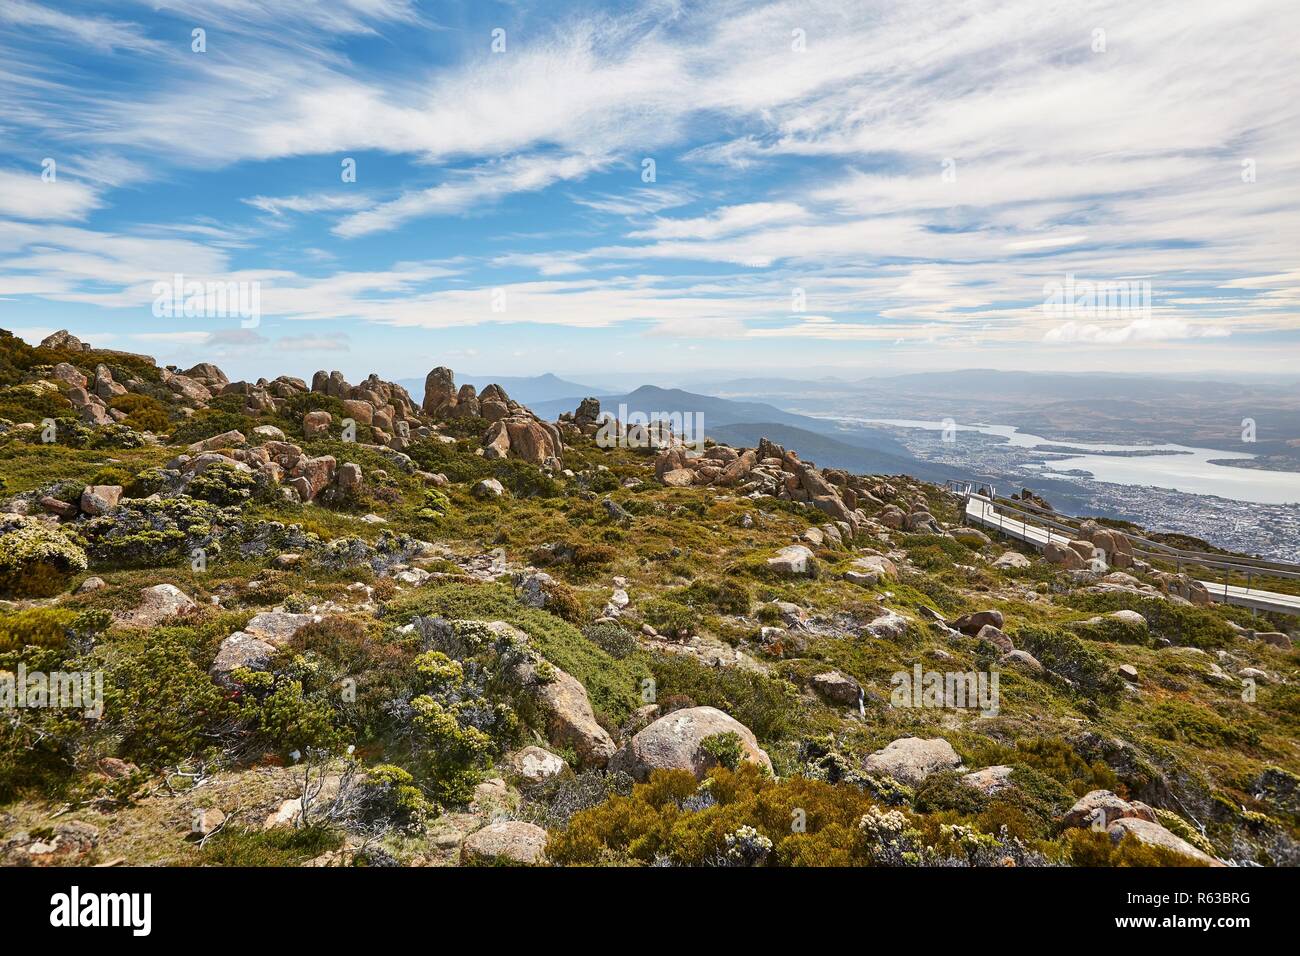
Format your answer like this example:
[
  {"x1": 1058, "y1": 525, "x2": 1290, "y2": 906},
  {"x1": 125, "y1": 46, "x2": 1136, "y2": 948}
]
[
  {"x1": 1043, "y1": 319, "x2": 1231, "y2": 345},
  {"x1": 1, "y1": 0, "x2": 1298, "y2": 367},
  {"x1": 0, "y1": 169, "x2": 101, "y2": 221}
]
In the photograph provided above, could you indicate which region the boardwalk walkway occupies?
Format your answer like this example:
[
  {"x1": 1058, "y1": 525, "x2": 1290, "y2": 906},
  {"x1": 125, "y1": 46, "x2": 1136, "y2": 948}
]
[{"x1": 963, "y1": 494, "x2": 1300, "y2": 616}]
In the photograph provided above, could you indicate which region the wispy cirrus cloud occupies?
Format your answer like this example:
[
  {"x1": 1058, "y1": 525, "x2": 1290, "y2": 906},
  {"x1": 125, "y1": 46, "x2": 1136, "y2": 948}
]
[
  {"x1": 629, "y1": 202, "x2": 806, "y2": 240},
  {"x1": 0, "y1": 0, "x2": 158, "y2": 52},
  {"x1": 333, "y1": 153, "x2": 609, "y2": 238},
  {"x1": 0, "y1": 0, "x2": 1297, "y2": 378},
  {"x1": 242, "y1": 193, "x2": 373, "y2": 217}
]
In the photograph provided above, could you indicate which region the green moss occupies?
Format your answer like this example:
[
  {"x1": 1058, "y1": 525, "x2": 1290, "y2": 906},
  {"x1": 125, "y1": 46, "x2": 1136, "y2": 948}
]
[
  {"x1": 1067, "y1": 615, "x2": 1154, "y2": 647},
  {"x1": 0, "y1": 382, "x2": 72, "y2": 423},
  {"x1": 0, "y1": 514, "x2": 87, "y2": 598},
  {"x1": 0, "y1": 607, "x2": 79, "y2": 653},
  {"x1": 641, "y1": 598, "x2": 698, "y2": 637},
  {"x1": 1148, "y1": 699, "x2": 1260, "y2": 748},
  {"x1": 197, "y1": 825, "x2": 343, "y2": 867},
  {"x1": 1154, "y1": 808, "x2": 1217, "y2": 856},
  {"x1": 582, "y1": 621, "x2": 640, "y2": 660},
  {"x1": 1065, "y1": 828, "x2": 1209, "y2": 867}
]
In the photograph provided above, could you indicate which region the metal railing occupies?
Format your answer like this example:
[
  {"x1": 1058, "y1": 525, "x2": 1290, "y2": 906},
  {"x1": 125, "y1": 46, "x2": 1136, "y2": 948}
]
[
  {"x1": 982, "y1": 493, "x2": 1300, "y2": 583},
  {"x1": 951, "y1": 486, "x2": 1294, "y2": 613},
  {"x1": 950, "y1": 482, "x2": 1300, "y2": 602}
]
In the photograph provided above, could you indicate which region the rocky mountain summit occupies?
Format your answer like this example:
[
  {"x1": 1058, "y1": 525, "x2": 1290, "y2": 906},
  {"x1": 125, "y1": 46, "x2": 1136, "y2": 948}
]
[{"x1": 0, "y1": 329, "x2": 1296, "y2": 868}]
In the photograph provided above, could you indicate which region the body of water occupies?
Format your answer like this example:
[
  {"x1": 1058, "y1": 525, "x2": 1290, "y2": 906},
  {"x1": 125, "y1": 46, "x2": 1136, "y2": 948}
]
[{"x1": 845, "y1": 418, "x2": 1300, "y2": 505}]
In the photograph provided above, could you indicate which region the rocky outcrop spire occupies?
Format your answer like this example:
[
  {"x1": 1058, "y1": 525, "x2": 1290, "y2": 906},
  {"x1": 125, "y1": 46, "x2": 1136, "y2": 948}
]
[
  {"x1": 39, "y1": 329, "x2": 90, "y2": 351},
  {"x1": 422, "y1": 366, "x2": 457, "y2": 415}
]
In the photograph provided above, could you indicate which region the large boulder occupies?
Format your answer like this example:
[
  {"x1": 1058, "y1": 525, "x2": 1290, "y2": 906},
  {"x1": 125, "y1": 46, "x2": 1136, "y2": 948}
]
[
  {"x1": 337, "y1": 462, "x2": 362, "y2": 493},
  {"x1": 1079, "y1": 519, "x2": 1135, "y2": 569},
  {"x1": 864, "y1": 608, "x2": 909, "y2": 641},
  {"x1": 718, "y1": 449, "x2": 756, "y2": 486},
  {"x1": 302, "y1": 410, "x2": 332, "y2": 438},
  {"x1": 482, "y1": 418, "x2": 563, "y2": 465},
  {"x1": 511, "y1": 746, "x2": 568, "y2": 784},
  {"x1": 210, "y1": 631, "x2": 277, "y2": 679},
  {"x1": 507, "y1": 418, "x2": 561, "y2": 464},
  {"x1": 244, "y1": 611, "x2": 321, "y2": 647},
  {"x1": 961, "y1": 765, "x2": 1016, "y2": 796},
  {"x1": 810, "y1": 670, "x2": 862, "y2": 706},
  {"x1": 50, "y1": 362, "x2": 88, "y2": 388},
  {"x1": 572, "y1": 397, "x2": 601, "y2": 427},
  {"x1": 1255, "y1": 632, "x2": 1293, "y2": 649},
  {"x1": 861, "y1": 737, "x2": 962, "y2": 786},
  {"x1": 903, "y1": 511, "x2": 941, "y2": 533},
  {"x1": 975, "y1": 624, "x2": 1014, "y2": 653},
  {"x1": 117, "y1": 584, "x2": 197, "y2": 628},
  {"x1": 289, "y1": 455, "x2": 336, "y2": 501},
  {"x1": 1153, "y1": 572, "x2": 1212, "y2": 606},
  {"x1": 1106, "y1": 818, "x2": 1223, "y2": 866},
  {"x1": 878, "y1": 505, "x2": 906, "y2": 529},
  {"x1": 472, "y1": 478, "x2": 504, "y2": 499},
  {"x1": 767, "y1": 544, "x2": 816, "y2": 577},
  {"x1": 948, "y1": 609, "x2": 1004, "y2": 636},
  {"x1": 496, "y1": 622, "x2": 615, "y2": 769},
  {"x1": 165, "y1": 372, "x2": 212, "y2": 405},
  {"x1": 41, "y1": 330, "x2": 90, "y2": 351},
  {"x1": 611, "y1": 706, "x2": 772, "y2": 781},
  {"x1": 40, "y1": 496, "x2": 79, "y2": 519},
  {"x1": 529, "y1": 669, "x2": 615, "y2": 769},
  {"x1": 661, "y1": 467, "x2": 696, "y2": 488},
  {"x1": 1061, "y1": 789, "x2": 1156, "y2": 830},
  {"x1": 182, "y1": 362, "x2": 229, "y2": 388},
  {"x1": 460, "y1": 821, "x2": 548, "y2": 866},
  {"x1": 79, "y1": 401, "x2": 114, "y2": 426},
  {"x1": 93, "y1": 364, "x2": 127, "y2": 400},
  {"x1": 79, "y1": 484, "x2": 123, "y2": 516},
  {"x1": 1044, "y1": 540, "x2": 1086, "y2": 570},
  {"x1": 950, "y1": 527, "x2": 992, "y2": 547},
  {"x1": 844, "y1": 554, "x2": 896, "y2": 587},
  {"x1": 999, "y1": 649, "x2": 1043, "y2": 673},
  {"x1": 187, "y1": 430, "x2": 246, "y2": 454}
]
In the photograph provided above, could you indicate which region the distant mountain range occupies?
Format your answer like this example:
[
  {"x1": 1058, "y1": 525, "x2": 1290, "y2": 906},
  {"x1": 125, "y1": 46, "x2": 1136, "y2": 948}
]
[
  {"x1": 530, "y1": 385, "x2": 963, "y2": 483},
  {"x1": 690, "y1": 369, "x2": 1300, "y2": 463},
  {"x1": 707, "y1": 423, "x2": 962, "y2": 483},
  {"x1": 396, "y1": 366, "x2": 1300, "y2": 485}
]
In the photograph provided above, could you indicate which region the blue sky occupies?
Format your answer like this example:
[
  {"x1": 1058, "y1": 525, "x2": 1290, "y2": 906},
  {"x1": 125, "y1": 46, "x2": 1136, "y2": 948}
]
[{"x1": 1, "y1": 0, "x2": 1298, "y2": 384}]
